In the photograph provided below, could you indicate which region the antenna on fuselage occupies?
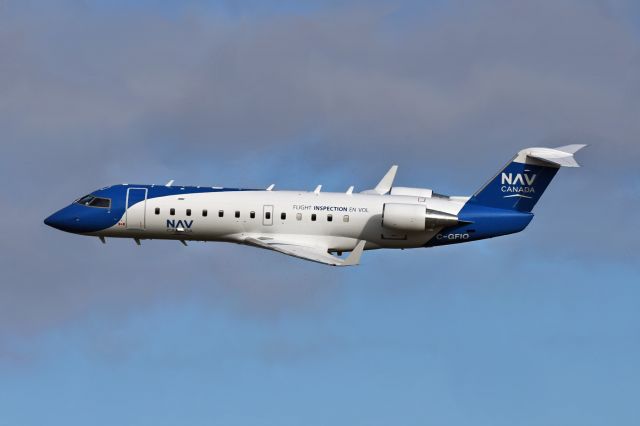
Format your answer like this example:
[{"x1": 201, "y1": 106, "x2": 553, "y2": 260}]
[
  {"x1": 313, "y1": 185, "x2": 322, "y2": 194},
  {"x1": 165, "y1": 180, "x2": 174, "y2": 187},
  {"x1": 266, "y1": 184, "x2": 275, "y2": 191},
  {"x1": 346, "y1": 186, "x2": 354, "y2": 195}
]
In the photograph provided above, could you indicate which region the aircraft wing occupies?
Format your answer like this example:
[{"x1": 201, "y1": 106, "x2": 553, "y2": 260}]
[{"x1": 243, "y1": 236, "x2": 366, "y2": 266}]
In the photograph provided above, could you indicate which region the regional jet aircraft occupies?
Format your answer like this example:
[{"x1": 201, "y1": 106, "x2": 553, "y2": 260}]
[{"x1": 44, "y1": 145, "x2": 585, "y2": 266}]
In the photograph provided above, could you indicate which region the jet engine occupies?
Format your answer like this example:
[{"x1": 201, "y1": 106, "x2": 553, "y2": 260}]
[{"x1": 382, "y1": 203, "x2": 462, "y2": 232}]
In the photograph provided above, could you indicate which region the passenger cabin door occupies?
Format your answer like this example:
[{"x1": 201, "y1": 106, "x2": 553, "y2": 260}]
[
  {"x1": 263, "y1": 205, "x2": 274, "y2": 226},
  {"x1": 126, "y1": 188, "x2": 148, "y2": 230}
]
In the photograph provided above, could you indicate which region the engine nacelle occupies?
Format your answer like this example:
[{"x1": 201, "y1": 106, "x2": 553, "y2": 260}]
[
  {"x1": 382, "y1": 203, "x2": 427, "y2": 232},
  {"x1": 389, "y1": 187, "x2": 433, "y2": 198},
  {"x1": 382, "y1": 203, "x2": 463, "y2": 232}
]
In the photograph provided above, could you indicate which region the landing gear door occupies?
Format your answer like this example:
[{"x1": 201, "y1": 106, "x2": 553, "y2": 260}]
[
  {"x1": 263, "y1": 205, "x2": 273, "y2": 226},
  {"x1": 126, "y1": 188, "x2": 148, "y2": 230}
]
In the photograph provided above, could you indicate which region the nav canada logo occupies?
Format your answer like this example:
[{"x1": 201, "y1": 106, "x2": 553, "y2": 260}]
[
  {"x1": 166, "y1": 219, "x2": 193, "y2": 232},
  {"x1": 501, "y1": 172, "x2": 536, "y2": 198}
]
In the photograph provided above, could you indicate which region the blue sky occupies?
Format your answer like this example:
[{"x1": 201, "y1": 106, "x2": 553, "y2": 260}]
[{"x1": 1, "y1": 1, "x2": 639, "y2": 425}]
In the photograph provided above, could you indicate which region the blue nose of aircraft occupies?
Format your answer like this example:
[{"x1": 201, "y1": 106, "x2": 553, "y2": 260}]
[
  {"x1": 44, "y1": 207, "x2": 80, "y2": 232},
  {"x1": 43, "y1": 214, "x2": 54, "y2": 227}
]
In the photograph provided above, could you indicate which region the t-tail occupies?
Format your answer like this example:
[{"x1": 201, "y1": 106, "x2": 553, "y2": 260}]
[
  {"x1": 431, "y1": 144, "x2": 586, "y2": 245},
  {"x1": 468, "y1": 144, "x2": 587, "y2": 212}
]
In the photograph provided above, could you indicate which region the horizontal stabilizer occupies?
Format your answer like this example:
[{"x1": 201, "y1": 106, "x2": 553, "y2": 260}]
[
  {"x1": 524, "y1": 144, "x2": 587, "y2": 168},
  {"x1": 554, "y1": 144, "x2": 588, "y2": 154}
]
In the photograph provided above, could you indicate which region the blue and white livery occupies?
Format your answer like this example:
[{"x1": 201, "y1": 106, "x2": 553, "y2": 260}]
[{"x1": 44, "y1": 145, "x2": 586, "y2": 266}]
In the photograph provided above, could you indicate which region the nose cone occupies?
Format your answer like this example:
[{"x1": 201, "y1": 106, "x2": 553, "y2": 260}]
[
  {"x1": 44, "y1": 208, "x2": 79, "y2": 232},
  {"x1": 45, "y1": 202, "x2": 118, "y2": 234},
  {"x1": 43, "y1": 214, "x2": 54, "y2": 227}
]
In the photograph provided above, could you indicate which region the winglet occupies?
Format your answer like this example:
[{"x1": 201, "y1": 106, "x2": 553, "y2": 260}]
[
  {"x1": 374, "y1": 165, "x2": 398, "y2": 194},
  {"x1": 341, "y1": 240, "x2": 366, "y2": 266}
]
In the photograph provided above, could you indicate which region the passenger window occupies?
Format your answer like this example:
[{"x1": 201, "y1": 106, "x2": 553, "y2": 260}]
[
  {"x1": 311, "y1": 213, "x2": 316, "y2": 221},
  {"x1": 327, "y1": 214, "x2": 333, "y2": 222},
  {"x1": 235, "y1": 211, "x2": 240, "y2": 218},
  {"x1": 281, "y1": 212, "x2": 286, "y2": 220},
  {"x1": 296, "y1": 213, "x2": 302, "y2": 221},
  {"x1": 265, "y1": 212, "x2": 271, "y2": 220},
  {"x1": 186, "y1": 209, "x2": 191, "y2": 216},
  {"x1": 170, "y1": 208, "x2": 175, "y2": 216},
  {"x1": 343, "y1": 215, "x2": 349, "y2": 223},
  {"x1": 250, "y1": 211, "x2": 256, "y2": 219},
  {"x1": 202, "y1": 209, "x2": 208, "y2": 217},
  {"x1": 155, "y1": 207, "x2": 160, "y2": 215},
  {"x1": 218, "y1": 210, "x2": 224, "y2": 217}
]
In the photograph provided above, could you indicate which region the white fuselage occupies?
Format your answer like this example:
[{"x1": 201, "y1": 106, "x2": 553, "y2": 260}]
[{"x1": 98, "y1": 190, "x2": 468, "y2": 251}]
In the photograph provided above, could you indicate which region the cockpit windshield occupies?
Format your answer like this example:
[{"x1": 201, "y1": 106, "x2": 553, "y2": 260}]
[
  {"x1": 76, "y1": 195, "x2": 94, "y2": 205},
  {"x1": 75, "y1": 194, "x2": 111, "y2": 209}
]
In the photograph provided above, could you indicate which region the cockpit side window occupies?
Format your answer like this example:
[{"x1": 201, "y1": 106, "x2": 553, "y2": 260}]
[{"x1": 75, "y1": 195, "x2": 111, "y2": 208}]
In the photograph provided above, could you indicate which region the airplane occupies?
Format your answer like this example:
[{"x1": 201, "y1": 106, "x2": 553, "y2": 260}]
[{"x1": 44, "y1": 145, "x2": 585, "y2": 266}]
